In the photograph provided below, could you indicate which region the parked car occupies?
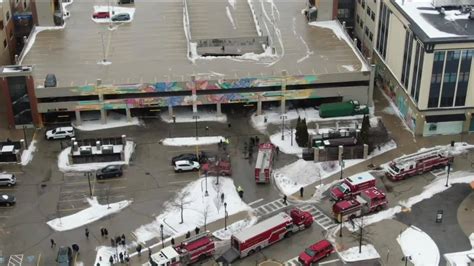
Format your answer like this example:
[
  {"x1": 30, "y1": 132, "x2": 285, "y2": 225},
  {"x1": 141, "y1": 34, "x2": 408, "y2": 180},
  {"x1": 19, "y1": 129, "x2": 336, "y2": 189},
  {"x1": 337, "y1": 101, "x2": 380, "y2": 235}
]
[
  {"x1": 92, "y1": 11, "x2": 110, "y2": 19},
  {"x1": 171, "y1": 152, "x2": 206, "y2": 165},
  {"x1": 56, "y1": 246, "x2": 72, "y2": 266},
  {"x1": 0, "y1": 194, "x2": 15, "y2": 207},
  {"x1": 174, "y1": 160, "x2": 200, "y2": 172},
  {"x1": 118, "y1": 0, "x2": 134, "y2": 4},
  {"x1": 111, "y1": 13, "x2": 130, "y2": 22},
  {"x1": 298, "y1": 240, "x2": 334, "y2": 266},
  {"x1": 44, "y1": 74, "x2": 57, "y2": 87},
  {"x1": 0, "y1": 173, "x2": 16, "y2": 187},
  {"x1": 96, "y1": 165, "x2": 123, "y2": 179},
  {"x1": 45, "y1": 126, "x2": 75, "y2": 140}
]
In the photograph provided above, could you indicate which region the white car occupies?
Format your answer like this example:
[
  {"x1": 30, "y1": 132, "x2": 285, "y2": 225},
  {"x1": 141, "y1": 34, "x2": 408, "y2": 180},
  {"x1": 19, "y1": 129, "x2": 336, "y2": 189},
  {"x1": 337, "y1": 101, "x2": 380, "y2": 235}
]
[
  {"x1": 45, "y1": 126, "x2": 75, "y2": 140},
  {"x1": 174, "y1": 160, "x2": 200, "y2": 172},
  {"x1": 0, "y1": 173, "x2": 16, "y2": 187}
]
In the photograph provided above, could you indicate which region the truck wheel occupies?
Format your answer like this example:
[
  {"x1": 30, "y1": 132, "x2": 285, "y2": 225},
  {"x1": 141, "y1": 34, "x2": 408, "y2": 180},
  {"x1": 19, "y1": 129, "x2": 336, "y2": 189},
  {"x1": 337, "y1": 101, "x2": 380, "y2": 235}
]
[
  {"x1": 376, "y1": 205, "x2": 382, "y2": 212},
  {"x1": 199, "y1": 254, "x2": 207, "y2": 261},
  {"x1": 248, "y1": 249, "x2": 255, "y2": 255},
  {"x1": 284, "y1": 231, "x2": 293, "y2": 238}
]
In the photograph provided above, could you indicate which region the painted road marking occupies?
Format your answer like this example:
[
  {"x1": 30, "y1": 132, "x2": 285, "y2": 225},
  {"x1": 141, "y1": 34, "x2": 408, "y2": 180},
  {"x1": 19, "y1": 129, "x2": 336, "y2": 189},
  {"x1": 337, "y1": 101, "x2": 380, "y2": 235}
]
[
  {"x1": 318, "y1": 258, "x2": 341, "y2": 265},
  {"x1": 168, "y1": 180, "x2": 196, "y2": 185},
  {"x1": 8, "y1": 254, "x2": 23, "y2": 266},
  {"x1": 254, "y1": 199, "x2": 289, "y2": 217},
  {"x1": 60, "y1": 186, "x2": 126, "y2": 194},
  {"x1": 299, "y1": 204, "x2": 336, "y2": 230},
  {"x1": 248, "y1": 198, "x2": 264, "y2": 206},
  {"x1": 284, "y1": 256, "x2": 340, "y2": 265}
]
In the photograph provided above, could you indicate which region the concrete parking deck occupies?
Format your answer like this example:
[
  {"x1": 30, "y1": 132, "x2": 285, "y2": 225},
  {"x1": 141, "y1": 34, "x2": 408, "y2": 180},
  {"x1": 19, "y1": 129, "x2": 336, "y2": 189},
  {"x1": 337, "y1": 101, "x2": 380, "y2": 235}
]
[{"x1": 22, "y1": 0, "x2": 368, "y2": 86}]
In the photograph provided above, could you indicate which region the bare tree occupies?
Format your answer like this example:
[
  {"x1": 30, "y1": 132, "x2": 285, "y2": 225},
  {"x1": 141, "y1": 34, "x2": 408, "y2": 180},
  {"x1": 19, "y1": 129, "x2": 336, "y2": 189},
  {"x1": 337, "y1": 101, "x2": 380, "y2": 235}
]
[{"x1": 171, "y1": 191, "x2": 191, "y2": 224}]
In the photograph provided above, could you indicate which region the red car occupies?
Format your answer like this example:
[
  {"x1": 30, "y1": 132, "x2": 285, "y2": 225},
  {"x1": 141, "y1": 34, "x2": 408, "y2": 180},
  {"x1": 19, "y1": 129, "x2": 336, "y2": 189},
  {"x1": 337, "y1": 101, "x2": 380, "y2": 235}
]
[
  {"x1": 298, "y1": 240, "x2": 334, "y2": 266},
  {"x1": 92, "y1": 11, "x2": 110, "y2": 19}
]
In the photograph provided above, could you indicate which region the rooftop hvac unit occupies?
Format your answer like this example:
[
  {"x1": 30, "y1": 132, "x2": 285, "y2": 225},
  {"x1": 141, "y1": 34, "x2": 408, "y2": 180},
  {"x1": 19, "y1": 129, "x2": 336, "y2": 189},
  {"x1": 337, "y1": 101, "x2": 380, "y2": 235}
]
[
  {"x1": 102, "y1": 145, "x2": 114, "y2": 154},
  {"x1": 79, "y1": 146, "x2": 92, "y2": 155}
]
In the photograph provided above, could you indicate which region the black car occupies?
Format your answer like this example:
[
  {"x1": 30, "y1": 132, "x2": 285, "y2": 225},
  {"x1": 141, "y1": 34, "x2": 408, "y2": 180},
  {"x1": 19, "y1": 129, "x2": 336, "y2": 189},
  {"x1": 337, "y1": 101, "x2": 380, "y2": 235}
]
[
  {"x1": 96, "y1": 165, "x2": 123, "y2": 179},
  {"x1": 0, "y1": 194, "x2": 15, "y2": 207},
  {"x1": 171, "y1": 152, "x2": 207, "y2": 165},
  {"x1": 111, "y1": 13, "x2": 130, "y2": 22},
  {"x1": 44, "y1": 73, "x2": 57, "y2": 87},
  {"x1": 56, "y1": 246, "x2": 72, "y2": 266}
]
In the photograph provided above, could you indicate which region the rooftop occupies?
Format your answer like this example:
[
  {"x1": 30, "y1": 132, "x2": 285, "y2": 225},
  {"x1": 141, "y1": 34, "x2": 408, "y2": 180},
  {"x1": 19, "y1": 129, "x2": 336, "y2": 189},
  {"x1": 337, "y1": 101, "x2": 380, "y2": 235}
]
[
  {"x1": 393, "y1": 0, "x2": 474, "y2": 42},
  {"x1": 21, "y1": 0, "x2": 368, "y2": 87}
]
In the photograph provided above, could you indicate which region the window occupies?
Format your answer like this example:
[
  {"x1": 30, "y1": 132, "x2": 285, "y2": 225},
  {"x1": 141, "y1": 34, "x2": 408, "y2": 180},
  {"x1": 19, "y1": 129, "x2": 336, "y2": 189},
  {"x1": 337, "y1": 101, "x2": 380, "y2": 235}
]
[
  {"x1": 23, "y1": 1, "x2": 27, "y2": 9},
  {"x1": 429, "y1": 124, "x2": 437, "y2": 131},
  {"x1": 367, "y1": 7, "x2": 371, "y2": 16},
  {"x1": 455, "y1": 50, "x2": 473, "y2": 106},
  {"x1": 365, "y1": 26, "x2": 369, "y2": 36},
  {"x1": 376, "y1": 2, "x2": 390, "y2": 59},
  {"x1": 428, "y1": 51, "x2": 445, "y2": 108},
  {"x1": 440, "y1": 50, "x2": 461, "y2": 107},
  {"x1": 6, "y1": 11, "x2": 10, "y2": 21},
  {"x1": 0, "y1": 21, "x2": 3, "y2": 30},
  {"x1": 410, "y1": 42, "x2": 424, "y2": 102},
  {"x1": 369, "y1": 32, "x2": 373, "y2": 41},
  {"x1": 371, "y1": 11, "x2": 375, "y2": 20},
  {"x1": 356, "y1": 14, "x2": 360, "y2": 23},
  {"x1": 362, "y1": 0, "x2": 366, "y2": 8},
  {"x1": 401, "y1": 30, "x2": 413, "y2": 89},
  {"x1": 359, "y1": 20, "x2": 363, "y2": 28}
]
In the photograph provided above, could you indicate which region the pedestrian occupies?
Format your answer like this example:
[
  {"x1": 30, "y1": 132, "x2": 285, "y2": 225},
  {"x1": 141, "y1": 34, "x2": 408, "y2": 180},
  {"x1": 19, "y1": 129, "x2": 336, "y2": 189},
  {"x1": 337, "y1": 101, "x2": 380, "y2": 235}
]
[
  {"x1": 100, "y1": 228, "x2": 104, "y2": 237},
  {"x1": 255, "y1": 136, "x2": 259, "y2": 144},
  {"x1": 195, "y1": 226, "x2": 200, "y2": 235},
  {"x1": 72, "y1": 244, "x2": 79, "y2": 254},
  {"x1": 119, "y1": 252, "x2": 124, "y2": 263},
  {"x1": 136, "y1": 244, "x2": 142, "y2": 256},
  {"x1": 171, "y1": 238, "x2": 175, "y2": 246},
  {"x1": 50, "y1": 238, "x2": 56, "y2": 248},
  {"x1": 250, "y1": 137, "x2": 255, "y2": 146},
  {"x1": 237, "y1": 186, "x2": 244, "y2": 198},
  {"x1": 109, "y1": 255, "x2": 114, "y2": 265},
  {"x1": 148, "y1": 247, "x2": 152, "y2": 258},
  {"x1": 85, "y1": 227, "x2": 89, "y2": 239},
  {"x1": 121, "y1": 238, "x2": 125, "y2": 246},
  {"x1": 186, "y1": 231, "x2": 191, "y2": 238},
  {"x1": 104, "y1": 228, "x2": 108, "y2": 238},
  {"x1": 121, "y1": 234, "x2": 126, "y2": 242},
  {"x1": 111, "y1": 238, "x2": 115, "y2": 247},
  {"x1": 125, "y1": 252, "x2": 130, "y2": 263},
  {"x1": 276, "y1": 146, "x2": 280, "y2": 156},
  {"x1": 115, "y1": 236, "x2": 121, "y2": 245},
  {"x1": 96, "y1": 263, "x2": 100, "y2": 266},
  {"x1": 221, "y1": 192, "x2": 225, "y2": 203},
  {"x1": 228, "y1": 123, "x2": 231, "y2": 128},
  {"x1": 283, "y1": 195, "x2": 287, "y2": 205},
  {"x1": 300, "y1": 186, "x2": 304, "y2": 198}
]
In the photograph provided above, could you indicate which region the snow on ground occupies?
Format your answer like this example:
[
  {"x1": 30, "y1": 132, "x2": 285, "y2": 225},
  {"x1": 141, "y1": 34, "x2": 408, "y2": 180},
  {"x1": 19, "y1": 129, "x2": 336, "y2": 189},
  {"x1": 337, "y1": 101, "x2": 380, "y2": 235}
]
[
  {"x1": 161, "y1": 136, "x2": 225, "y2": 147},
  {"x1": 73, "y1": 112, "x2": 142, "y2": 131},
  {"x1": 397, "y1": 226, "x2": 440, "y2": 266},
  {"x1": 228, "y1": 0, "x2": 236, "y2": 9},
  {"x1": 160, "y1": 110, "x2": 227, "y2": 123},
  {"x1": 342, "y1": 65, "x2": 355, "y2": 72},
  {"x1": 94, "y1": 245, "x2": 128, "y2": 266},
  {"x1": 381, "y1": 106, "x2": 397, "y2": 115},
  {"x1": 57, "y1": 140, "x2": 135, "y2": 172},
  {"x1": 309, "y1": 20, "x2": 369, "y2": 71},
  {"x1": 444, "y1": 233, "x2": 474, "y2": 266},
  {"x1": 91, "y1": 6, "x2": 135, "y2": 24},
  {"x1": 250, "y1": 107, "x2": 365, "y2": 133},
  {"x1": 338, "y1": 244, "x2": 380, "y2": 262},
  {"x1": 380, "y1": 90, "x2": 415, "y2": 136},
  {"x1": 269, "y1": 129, "x2": 315, "y2": 155},
  {"x1": 133, "y1": 177, "x2": 251, "y2": 243},
  {"x1": 273, "y1": 159, "x2": 363, "y2": 196},
  {"x1": 368, "y1": 139, "x2": 397, "y2": 158},
  {"x1": 47, "y1": 197, "x2": 132, "y2": 231},
  {"x1": 212, "y1": 216, "x2": 258, "y2": 240},
  {"x1": 347, "y1": 171, "x2": 474, "y2": 232},
  {"x1": 226, "y1": 7, "x2": 237, "y2": 29},
  {"x1": 20, "y1": 140, "x2": 37, "y2": 166}
]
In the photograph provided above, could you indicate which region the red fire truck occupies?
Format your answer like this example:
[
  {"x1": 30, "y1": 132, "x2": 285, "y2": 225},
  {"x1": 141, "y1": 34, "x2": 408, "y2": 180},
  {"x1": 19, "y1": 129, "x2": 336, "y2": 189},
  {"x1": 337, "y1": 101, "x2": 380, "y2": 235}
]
[
  {"x1": 255, "y1": 143, "x2": 275, "y2": 183},
  {"x1": 332, "y1": 187, "x2": 388, "y2": 222},
  {"x1": 330, "y1": 172, "x2": 376, "y2": 201},
  {"x1": 385, "y1": 147, "x2": 453, "y2": 181},
  {"x1": 230, "y1": 208, "x2": 313, "y2": 258},
  {"x1": 147, "y1": 232, "x2": 215, "y2": 265}
]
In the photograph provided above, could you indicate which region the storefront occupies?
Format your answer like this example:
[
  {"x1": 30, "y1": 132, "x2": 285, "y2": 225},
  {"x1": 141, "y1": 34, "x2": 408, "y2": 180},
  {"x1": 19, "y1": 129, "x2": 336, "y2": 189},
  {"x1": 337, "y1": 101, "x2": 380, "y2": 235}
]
[{"x1": 423, "y1": 114, "x2": 466, "y2": 136}]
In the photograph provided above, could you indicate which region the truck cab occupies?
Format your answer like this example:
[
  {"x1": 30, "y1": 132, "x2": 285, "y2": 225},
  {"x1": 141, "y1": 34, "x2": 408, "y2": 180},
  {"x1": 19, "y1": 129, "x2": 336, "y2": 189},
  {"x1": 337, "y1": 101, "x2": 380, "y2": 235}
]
[
  {"x1": 332, "y1": 199, "x2": 362, "y2": 222},
  {"x1": 289, "y1": 208, "x2": 314, "y2": 228},
  {"x1": 330, "y1": 172, "x2": 376, "y2": 201}
]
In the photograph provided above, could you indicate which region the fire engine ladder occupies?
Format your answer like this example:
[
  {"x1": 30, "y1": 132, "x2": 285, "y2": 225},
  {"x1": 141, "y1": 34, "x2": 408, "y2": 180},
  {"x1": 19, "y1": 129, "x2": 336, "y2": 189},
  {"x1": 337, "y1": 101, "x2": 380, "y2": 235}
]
[
  {"x1": 180, "y1": 232, "x2": 210, "y2": 246},
  {"x1": 393, "y1": 147, "x2": 445, "y2": 165}
]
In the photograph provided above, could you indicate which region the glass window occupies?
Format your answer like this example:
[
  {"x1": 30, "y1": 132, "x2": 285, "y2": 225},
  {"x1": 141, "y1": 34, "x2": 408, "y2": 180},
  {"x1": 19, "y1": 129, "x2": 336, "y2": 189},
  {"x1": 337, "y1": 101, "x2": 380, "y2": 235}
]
[
  {"x1": 440, "y1": 50, "x2": 461, "y2": 107},
  {"x1": 455, "y1": 50, "x2": 472, "y2": 106},
  {"x1": 428, "y1": 51, "x2": 445, "y2": 108}
]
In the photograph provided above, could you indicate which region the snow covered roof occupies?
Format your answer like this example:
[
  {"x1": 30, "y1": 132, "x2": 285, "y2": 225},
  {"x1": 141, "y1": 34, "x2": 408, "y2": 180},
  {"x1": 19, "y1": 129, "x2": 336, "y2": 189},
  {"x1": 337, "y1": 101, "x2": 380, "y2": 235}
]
[{"x1": 393, "y1": 0, "x2": 474, "y2": 42}]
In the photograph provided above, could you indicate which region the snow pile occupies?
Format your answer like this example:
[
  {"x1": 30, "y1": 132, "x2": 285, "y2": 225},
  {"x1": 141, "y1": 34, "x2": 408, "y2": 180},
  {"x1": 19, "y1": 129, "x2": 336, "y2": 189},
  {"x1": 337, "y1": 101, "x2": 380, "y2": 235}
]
[
  {"x1": 73, "y1": 112, "x2": 142, "y2": 131},
  {"x1": 19, "y1": 25, "x2": 66, "y2": 65},
  {"x1": 161, "y1": 136, "x2": 226, "y2": 147},
  {"x1": 133, "y1": 177, "x2": 251, "y2": 243},
  {"x1": 449, "y1": 142, "x2": 474, "y2": 156},
  {"x1": 397, "y1": 226, "x2": 440, "y2": 266},
  {"x1": 97, "y1": 60, "x2": 112, "y2": 66},
  {"x1": 273, "y1": 159, "x2": 363, "y2": 195},
  {"x1": 57, "y1": 140, "x2": 135, "y2": 172},
  {"x1": 309, "y1": 20, "x2": 369, "y2": 71},
  {"x1": 91, "y1": 6, "x2": 135, "y2": 24},
  {"x1": 250, "y1": 107, "x2": 365, "y2": 133},
  {"x1": 380, "y1": 90, "x2": 415, "y2": 135},
  {"x1": 47, "y1": 197, "x2": 132, "y2": 231},
  {"x1": 213, "y1": 216, "x2": 258, "y2": 240},
  {"x1": 368, "y1": 139, "x2": 397, "y2": 158},
  {"x1": 226, "y1": 7, "x2": 237, "y2": 29},
  {"x1": 94, "y1": 245, "x2": 128, "y2": 266},
  {"x1": 444, "y1": 233, "x2": 474, "y2": 266},
  {"x1": 62, "y1": 0, "x2": 74, "y2": 20},
  {"x1": 269, "y1": 129, "x2": 315, "y2": 155},
  {"x1": 21, "y1": 140, "x2": 37, "y2": 166},
  {"x1": 342, "y1": 65, "x2": 355, "y2": 72},
  {"x1": 338, "y1": 244, "x2": 380, "y2": 262},
  {"x1": 160, "y1": 110, "x2": 227, "y2": 123}
]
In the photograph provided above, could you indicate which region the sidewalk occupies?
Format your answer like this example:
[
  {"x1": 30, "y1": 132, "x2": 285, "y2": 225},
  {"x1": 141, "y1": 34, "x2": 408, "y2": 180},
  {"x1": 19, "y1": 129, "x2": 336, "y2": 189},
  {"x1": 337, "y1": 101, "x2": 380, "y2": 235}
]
[
  {"x1": 291, "y1": 86, "x2": 474, "y2": 201},
  {"x1": 457, "y1": 191, "x2": 474, "y2": 237}
]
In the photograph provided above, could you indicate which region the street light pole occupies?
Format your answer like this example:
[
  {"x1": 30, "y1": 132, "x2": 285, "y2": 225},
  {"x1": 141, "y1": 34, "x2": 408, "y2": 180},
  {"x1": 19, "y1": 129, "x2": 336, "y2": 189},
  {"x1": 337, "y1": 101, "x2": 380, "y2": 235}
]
[
  {"x1": 359, "y1": 211, "x2": 364, "y2": 253},
  {"x1": 84, "y1": 172, "x2": 93, "y2": 197},
  {"x1": 339, "y1": 214, "x2": 343, "y2": 237},
  {"x1": 280, "y1": 115, "x2": 287, "y2": 141},
  {"x1": 224, "y1": 202, "x2": 228, "y2": 230},
  {"x1": 193, "y1": 115, "x2": 200, "y2": 140},
  {"x1": 160, "y1": 224, "x2": 164, "y2": 248},
  {"x1": 340, "y1": 157, "x2": 344, "y2": 180},
  {"x1": 205, "y1": 172, "x2": 209, "y2": 197},
  {"x1": 445, "y1": 161, "x2": 451, "y2": 187},
  {"x1": 22, "y1": 125, "x2": 28, "y2": 147}
]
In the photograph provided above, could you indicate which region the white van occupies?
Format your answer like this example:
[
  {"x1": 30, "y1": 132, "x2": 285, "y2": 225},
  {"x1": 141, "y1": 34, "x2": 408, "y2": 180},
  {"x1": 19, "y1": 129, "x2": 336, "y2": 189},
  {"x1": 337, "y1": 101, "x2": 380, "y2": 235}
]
[
  {"x1": 45, "y1": 127, "x2": 75, "y2": 140},
  {"x1": 0, "y1": 173, "x2": 16, "y2": 187}
]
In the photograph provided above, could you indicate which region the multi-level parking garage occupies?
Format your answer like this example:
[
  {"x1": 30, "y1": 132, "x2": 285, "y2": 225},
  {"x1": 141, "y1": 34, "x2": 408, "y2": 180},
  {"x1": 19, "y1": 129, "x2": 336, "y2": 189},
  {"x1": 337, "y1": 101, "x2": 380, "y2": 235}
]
[{"x1": 1, "y1": 0, "x2": 372, "y2": 126}]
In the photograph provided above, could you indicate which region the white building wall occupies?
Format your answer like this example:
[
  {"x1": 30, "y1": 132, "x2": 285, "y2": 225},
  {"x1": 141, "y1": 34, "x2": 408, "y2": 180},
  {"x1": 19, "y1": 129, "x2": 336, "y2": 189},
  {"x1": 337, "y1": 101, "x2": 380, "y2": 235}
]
[
  {"x1": 418, "y1": 52, "x2": 434, "y2": 110},
  {"x1": 384, "y1": 14, "x2": 405, "y2": 82}
]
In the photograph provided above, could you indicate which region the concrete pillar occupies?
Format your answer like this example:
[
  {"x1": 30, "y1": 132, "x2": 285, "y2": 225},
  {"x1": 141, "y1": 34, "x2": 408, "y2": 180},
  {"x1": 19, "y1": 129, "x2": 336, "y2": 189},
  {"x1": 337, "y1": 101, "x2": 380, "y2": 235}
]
[
  {"x1": 75, "y1": 110, "x2": 82, "y2": 125},
  {"x1": 335, "y1": 121, "x2": 339, "y2": 131},
  {"x1": 315, "y1": 123, "x2": 319, "y2": 135},
  {"x1": 280, "y1": 70, "x2": 287, "y2": 114},
  {"x1": 20, "y1": 139, "x2": 26, "y2": 151},
  {"x1": 125, "y1": 106, "x2": 131, "y2": 122},
  {"x1": 313, "y1": 147, "x2": 320, "y2": 162},
  {"x1": 338, "y1": 145, "x2": 344, "y2": 162},
  {"x1": 100, "y1": 109, "x2": 107, "y2": 124},
  {"x1": 96, "y1": 141, "x2": 101, "y2": 151},
  {"x1": 368, "y1": 64, "x2": 376, "y2": 107},
  {"x1": 462, "y1": 112, "x2": 472, "y2": 133},
  {"x1": 191, "y1": 75, "x2": 197, "y2": 113},
  {"x1": 121, "y1": 135, "x2": 126, "y2": 144},
  {"x1": 73, "y1": 140, "x2": 78, "y2": 152},
  {"x1": 168, "y1": 104, "x2": 174, "y2": 117},
  {"x1": 216, "y1": 102, "x2": 222, "y2": 116},
  {"x1": 71, "y1": 138, "x2": 76, "y2": 148},
  {"x1": 257, "y1": 98, "x2": 262, "y2": 115},
  {"x1": 363, "y1": 144, "x2": 369, "y2": 159}
]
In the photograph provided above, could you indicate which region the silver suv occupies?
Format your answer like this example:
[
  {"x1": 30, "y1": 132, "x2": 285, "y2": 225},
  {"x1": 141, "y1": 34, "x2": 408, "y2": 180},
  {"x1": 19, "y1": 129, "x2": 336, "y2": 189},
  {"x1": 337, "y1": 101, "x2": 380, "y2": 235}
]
[{"x1": 0, "y1": 173, "x2": 16, "y2": 187}]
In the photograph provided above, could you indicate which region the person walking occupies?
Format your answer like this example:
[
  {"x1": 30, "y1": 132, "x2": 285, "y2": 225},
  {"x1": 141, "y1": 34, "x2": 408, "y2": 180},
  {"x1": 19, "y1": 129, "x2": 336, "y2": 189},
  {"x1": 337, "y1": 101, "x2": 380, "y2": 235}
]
[
  {"x1": 119, "y1": 252, "x2": 124, "y2": 263},
  {"x1": 85, "y1": 227, "x2": 89, "y2": 239},
  {"x1": 300, "y1": 186, "x2": 304, "y2": 198},
  {"x1": 110, "y1": 238, "x2": 115, "y2": 247},
  {"x1": 185, "y1": 231, "x2": 191, "y2": 238},
  {"x1": 148, "y1": 247, "x2": 152, "y2": 258},
  {"x1": 104, "y1": 228, "x2": 108, "y2": 238},
  {"x1": 50, "y1": 238, "x2": 56, "y2": 248},
  {"x1": 282, "y1": 195, "x2": 287, "y2": 205},
  {"x1": 100, "y1": 228, "x2": 105, "y2": 237},
  {"x1": 136, "y1": 244, "x2": 142, "y2": 256},
  {"x1": 109, "y1": 255, "x2": 114, "y2": 265},
  {"x1": 255, "y1": 136, "x2": 260, "y2": 144},
  {"x1": 171, "y1": 238, "x2": 175, "y2": 246},
  {"x1": 276, "y1": 146, "x2": 280, "y2": 156},
  {"x1": 220, "y1": 192, "x2": 225, "y2": 203},
  {"x1": 195, "y1": 226, "x2": 200, "y2": 235},
  {"x1": 237, "y1": 186, "x2": 244, "y2": 198}
]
